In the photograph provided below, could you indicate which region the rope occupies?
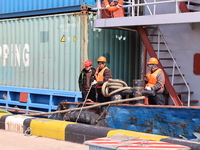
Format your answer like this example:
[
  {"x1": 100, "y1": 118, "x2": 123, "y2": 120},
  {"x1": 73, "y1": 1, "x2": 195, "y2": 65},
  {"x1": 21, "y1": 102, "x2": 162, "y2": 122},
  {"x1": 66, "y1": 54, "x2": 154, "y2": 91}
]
[
  {"x1": 102, "y1": 79, "x2": 133, "y2": 97},
  {"x1": 75, "y1": 84, "x2": 93, "y2": 122},
  {"x1": 22, "y1": 96, "x2": 145, "y2": 117},
  {"x1": 20, "y1": 79, "x2": 145, "y2": 117},
  {"x1": 95, "y1": 104, "x2": 110, "y2": 124}
]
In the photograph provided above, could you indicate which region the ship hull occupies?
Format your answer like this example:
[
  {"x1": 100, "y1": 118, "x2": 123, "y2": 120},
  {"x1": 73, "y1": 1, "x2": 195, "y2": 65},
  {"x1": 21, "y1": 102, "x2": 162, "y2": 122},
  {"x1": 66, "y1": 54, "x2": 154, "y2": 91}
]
[{"x1": 105, "y1": 104, "x2": 200, "y2": 140}]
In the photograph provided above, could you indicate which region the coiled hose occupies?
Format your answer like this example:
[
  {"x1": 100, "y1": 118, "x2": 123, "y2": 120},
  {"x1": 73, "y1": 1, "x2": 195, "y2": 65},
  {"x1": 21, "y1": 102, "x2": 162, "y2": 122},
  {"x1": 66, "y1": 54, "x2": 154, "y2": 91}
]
[{"x1": 102, "y1": 79, "x2": 133, "y2": 97}]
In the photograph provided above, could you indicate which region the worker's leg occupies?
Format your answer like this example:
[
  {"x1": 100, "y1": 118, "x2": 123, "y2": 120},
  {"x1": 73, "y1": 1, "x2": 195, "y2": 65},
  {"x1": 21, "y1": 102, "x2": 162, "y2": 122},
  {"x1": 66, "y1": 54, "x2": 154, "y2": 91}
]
[
  {"x1": 87, "y1": 88, "x2": 96, "y2": 102},
  {"x1": 154, "y1": 93, "x2": 165, "y2": 105},
  {"x1": 148, "y1": 96, "x2": 157, "y2": 105},
  {"x1": 82, "y1": 92, "x2": 86, "y2": 101},
  {"x1": 148, "y1": 93, "x2": 165, "y2": 105}
]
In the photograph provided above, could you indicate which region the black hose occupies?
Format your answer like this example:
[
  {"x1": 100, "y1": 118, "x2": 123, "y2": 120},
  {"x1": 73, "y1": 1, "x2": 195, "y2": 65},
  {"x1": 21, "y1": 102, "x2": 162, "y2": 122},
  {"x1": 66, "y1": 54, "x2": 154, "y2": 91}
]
[{"x1": 64, "y1": 110, "x2": 108, "y2": 127}]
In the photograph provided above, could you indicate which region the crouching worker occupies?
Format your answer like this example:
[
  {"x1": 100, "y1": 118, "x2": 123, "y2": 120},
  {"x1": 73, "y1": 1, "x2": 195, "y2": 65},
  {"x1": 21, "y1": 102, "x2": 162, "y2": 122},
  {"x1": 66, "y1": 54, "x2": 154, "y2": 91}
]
[
  {"x1": 78, "y1": 60, "x2": 96, "y2": 102},
  {"x1": 144, "y1": 57, "x2": 165, "y2": 105},
  {"x1": 92, "y1": 56, "x2": 112, "y2": 103}
]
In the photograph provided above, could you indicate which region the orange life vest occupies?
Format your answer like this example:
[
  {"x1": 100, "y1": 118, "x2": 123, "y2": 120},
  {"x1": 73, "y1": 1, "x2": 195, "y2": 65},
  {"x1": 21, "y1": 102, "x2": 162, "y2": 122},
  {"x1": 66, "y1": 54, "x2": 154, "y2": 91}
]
[
  {"x1": 146, "y1": 68, "x2": 165, "y2": 90},
  {"x1": 95, "y1": 67, "x2": 108, "y2": 88}
]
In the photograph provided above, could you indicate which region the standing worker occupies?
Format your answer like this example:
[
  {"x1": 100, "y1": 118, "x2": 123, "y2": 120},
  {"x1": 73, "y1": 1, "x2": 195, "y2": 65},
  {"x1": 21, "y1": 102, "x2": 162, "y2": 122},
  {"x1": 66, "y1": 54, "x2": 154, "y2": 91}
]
[
  {"x1": 92, "y1": 56, "x2": 112, "y2": 103},
  {"x1": 144, "y1": 57, "x2": 165, "y2": 105},
  {"x1": 78, "y1": 60, "x2": 96, "y2": 102}
]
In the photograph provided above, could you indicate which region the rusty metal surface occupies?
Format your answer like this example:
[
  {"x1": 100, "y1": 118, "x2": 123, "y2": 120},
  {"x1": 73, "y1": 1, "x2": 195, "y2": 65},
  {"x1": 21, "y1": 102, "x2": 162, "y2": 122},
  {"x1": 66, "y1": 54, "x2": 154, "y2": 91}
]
[
  {"x1": 194, "y1": 53, "x2": 200, "y2": 75},
  {"x1": 53, "y1": 101, "x2": 200, "y2": 140},
  {"x1": 106, "y1": 104, "x2": 200, "y2": 140}
]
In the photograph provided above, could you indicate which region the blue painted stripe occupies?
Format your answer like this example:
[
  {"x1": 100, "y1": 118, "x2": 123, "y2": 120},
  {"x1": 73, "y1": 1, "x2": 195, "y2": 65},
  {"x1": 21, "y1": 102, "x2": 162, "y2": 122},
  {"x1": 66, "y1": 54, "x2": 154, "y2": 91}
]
[
  {"x1": 0, "y1": 5, "x2": 81, "y2": 19},
  {"x1": 0, "y1": 86, "x2": 82, "y2": 114},
  {"x1": 0, "y1": 86, "x2": 82, "y2": 96},
  {"x1": 0, "y1": 0, "x2": 96, "y2": 13}
]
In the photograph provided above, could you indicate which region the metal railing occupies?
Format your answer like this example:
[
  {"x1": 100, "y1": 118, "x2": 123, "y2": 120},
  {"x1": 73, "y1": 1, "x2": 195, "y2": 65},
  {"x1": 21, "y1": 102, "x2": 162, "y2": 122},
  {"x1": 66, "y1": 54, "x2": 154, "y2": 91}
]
[
  {"x1": 155, "y1": 26, "x2": 191, "y2": 106},
  {"x1": 95, "y1": 0, "x2": 192, "y2": 19}
]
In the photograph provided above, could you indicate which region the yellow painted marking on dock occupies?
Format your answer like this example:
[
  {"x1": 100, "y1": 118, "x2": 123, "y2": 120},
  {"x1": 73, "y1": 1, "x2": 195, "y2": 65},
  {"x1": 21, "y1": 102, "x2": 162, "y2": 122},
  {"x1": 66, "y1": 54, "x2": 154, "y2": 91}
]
[
  {"x1": 30, "y1": 118, "x2": 75, "y2": 140},
  {"x1": 0, "y1": 113, "x2": 11, "y2": 118},
  {"x1": 107, "y1": 129, "x2": 169, "y2": 141}
]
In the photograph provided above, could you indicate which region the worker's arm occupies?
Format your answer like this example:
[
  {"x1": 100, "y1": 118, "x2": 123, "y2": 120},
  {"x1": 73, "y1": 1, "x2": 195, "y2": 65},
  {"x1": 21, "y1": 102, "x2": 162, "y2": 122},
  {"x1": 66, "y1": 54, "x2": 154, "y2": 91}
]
[{"x1": 78, "y1": 72, "x2": 84, "y2": 91}]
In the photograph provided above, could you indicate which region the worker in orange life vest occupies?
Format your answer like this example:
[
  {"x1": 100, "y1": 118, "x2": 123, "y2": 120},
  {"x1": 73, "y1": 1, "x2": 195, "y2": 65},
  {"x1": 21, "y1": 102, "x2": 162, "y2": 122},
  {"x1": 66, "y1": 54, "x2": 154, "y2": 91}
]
[
  {"x1": 144, "y1": 57, "x2": 165, "y2": 105},
  {"x1": 91, "y1": 56, "x2": 112, "y2": 103}
]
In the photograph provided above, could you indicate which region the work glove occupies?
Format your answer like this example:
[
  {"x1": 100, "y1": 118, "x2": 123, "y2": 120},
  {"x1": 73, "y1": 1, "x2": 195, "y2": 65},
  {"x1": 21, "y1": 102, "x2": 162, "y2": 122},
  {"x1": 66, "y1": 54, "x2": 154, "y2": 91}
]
[
  {"x1": 91, "y1": 80, "x2": 97, "y2": 85},
  {"x1": 145, "y1": 87, "x2": 151, "y2": 91}
]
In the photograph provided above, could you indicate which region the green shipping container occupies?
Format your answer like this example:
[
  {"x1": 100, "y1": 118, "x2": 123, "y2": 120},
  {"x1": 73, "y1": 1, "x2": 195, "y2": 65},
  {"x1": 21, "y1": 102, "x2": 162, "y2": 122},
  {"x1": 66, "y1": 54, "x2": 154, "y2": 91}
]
[{"x1": 0, "y1": 12, "x2": 141, "y2": 91}]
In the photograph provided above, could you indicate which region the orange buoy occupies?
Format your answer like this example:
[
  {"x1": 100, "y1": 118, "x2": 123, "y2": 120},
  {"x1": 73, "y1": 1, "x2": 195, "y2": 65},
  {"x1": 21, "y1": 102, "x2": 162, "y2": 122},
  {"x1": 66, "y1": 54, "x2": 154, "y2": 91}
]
[{"x1": 104, "y1": 0, "x2": 123, "y2": 12}]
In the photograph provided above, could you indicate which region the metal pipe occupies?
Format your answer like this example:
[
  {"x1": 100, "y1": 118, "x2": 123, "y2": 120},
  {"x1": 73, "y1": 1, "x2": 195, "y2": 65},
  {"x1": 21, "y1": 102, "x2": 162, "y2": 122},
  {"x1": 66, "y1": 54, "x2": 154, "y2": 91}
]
[
  {"x1": 137, "y1": 0, "x2": 140, "y2": 16},
  {"x1": 117, "y1": 27, "x2": 137, "y2": 32},
  {"x1": 109, "y1": 89, "x2": 155, "y2": 96},
  {"x1": 96, "y1": 0, "x2": 101, "y2": 19},
  {"x1": 144, "y1": 0, "x2": 153, "y2": 15},
  {"x1": 154, "y1": 0, "x2": 156, "y2": 15},
  {"x1": 132, "y1": 0, "x2": 135, "y2": 17}
]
